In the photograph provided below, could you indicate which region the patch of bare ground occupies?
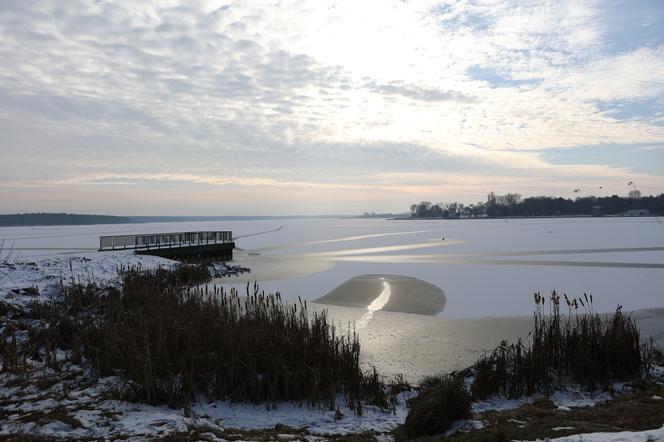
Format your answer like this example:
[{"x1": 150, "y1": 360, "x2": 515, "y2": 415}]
[
  {"x1": 0, "y1": 425, "x2": 381, "y2": 442},
  {"x1": 0, "y1": 437, "x2": 81, "y2": 442},
  {"x1": 15, "y1": 407, "x2": 83, "y2": 429},
  {"x1": 1, "y1": 385, "x2": 663, "y2": 441},
  {"x1": 154, "y1": 425, "x2": 380, "y2": 441},
  {"x1": 437, "y1": 383, "x2": 664, "y2": 442}
]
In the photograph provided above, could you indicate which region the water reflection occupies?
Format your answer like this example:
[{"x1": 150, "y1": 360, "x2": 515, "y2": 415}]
[
  {"x1": 321, "y1": 254, "x2": 664, "y2": 269},
  {"x1": 316, "y1": 274, "x2": 446, "y2": 316},
  {"x1": 356, "y1": 279, "x2": 391, "y2": 328},
  {"x1": 250, "y1": 229, "x2": 443, "y2": 253},
  {"x1": 305, "y1": 240, "x2": 463, "y2": 257}
]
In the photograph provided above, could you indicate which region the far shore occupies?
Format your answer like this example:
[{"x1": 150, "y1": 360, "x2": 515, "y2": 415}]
[{"x1": 389, "y1": 213, "x2": 662, "y2": 221}]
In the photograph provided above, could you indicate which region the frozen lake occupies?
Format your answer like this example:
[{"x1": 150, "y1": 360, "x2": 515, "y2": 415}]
[
  {"x1": 2, "y1": 216, "x2": 664, "y2": 380},
  {"x1": 1, "y1": 216, "x2": 663, "y2": 318}
]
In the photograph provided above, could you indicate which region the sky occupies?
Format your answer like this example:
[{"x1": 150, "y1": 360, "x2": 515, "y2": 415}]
[{"x1": 0, "y1": 0, "x2": 663, "y2": 215}]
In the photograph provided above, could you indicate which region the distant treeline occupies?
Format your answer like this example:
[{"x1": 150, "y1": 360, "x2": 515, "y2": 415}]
[
  {"x1": 0, "y1": 213, "x2": 133, "y2": 227},
  {"x1": 351, "y1": 211, "x2": 409, "y2": 219},
  {"x1": 409, "y1": 192, "x2": 664, "y2": 218},
  {"x1": 0, "y1": 213, "x2": 344, "y2": 227}
]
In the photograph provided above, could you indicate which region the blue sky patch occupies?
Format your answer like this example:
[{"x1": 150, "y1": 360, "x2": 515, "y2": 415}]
[
  {"x1": 596, "y1": 97, "x2": 664, "y2": 120},
  {"x1": 466, "y1": 66, "x2": 541, "y2": 88},
  {"x1": 600, "y1": 0, "x2": 664, "y2": 54},
  {"x1": 540, "y1": 143, "x2": 664, "y2": 176}
]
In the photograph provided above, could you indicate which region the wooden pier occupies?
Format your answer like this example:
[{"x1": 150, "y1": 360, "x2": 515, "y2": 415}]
[{"x1": 99, "y1": 231, "x2": 235, "y2": 261}]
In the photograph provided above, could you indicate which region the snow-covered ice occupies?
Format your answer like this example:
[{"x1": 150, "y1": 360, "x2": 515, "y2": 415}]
[{"x1": 2, "y1": 216, "x2": 664, "y2": 318}]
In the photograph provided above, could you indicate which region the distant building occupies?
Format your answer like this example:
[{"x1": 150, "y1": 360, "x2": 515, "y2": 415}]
[
  {"x1": 592, "y1": 206, "x2": 605, "y2": 217},
  {"x1": 624, "y1": 209, "x2": 650, "y2": 216}
]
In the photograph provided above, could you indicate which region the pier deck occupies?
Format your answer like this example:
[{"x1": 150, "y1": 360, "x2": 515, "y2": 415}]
[{"x1": 99, "y1": 231, "x2": 234, "y2": 261}]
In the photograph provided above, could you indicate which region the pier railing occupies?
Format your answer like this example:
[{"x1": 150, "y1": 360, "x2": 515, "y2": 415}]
[{"x1": 99, "y1": 231, "x2": 233, "y2": 251}]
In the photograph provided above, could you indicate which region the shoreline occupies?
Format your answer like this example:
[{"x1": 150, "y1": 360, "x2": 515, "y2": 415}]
[
  {"x1": 390, "y1": 214, "x2": 663, "y2": 221},
  {"x1": 311, "y1": 303, "x2": 664, "y2": 383},
  {"x1": 2, "y1": 283, "x2": 663, "y2": 440},
  {"x1": 2, "y1": 262, "x2": 663, "y2": 440}
]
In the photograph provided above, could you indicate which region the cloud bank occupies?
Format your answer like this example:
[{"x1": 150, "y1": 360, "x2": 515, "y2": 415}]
[{"x1": 0, "y1": 0, "x2": 662, "y2": 214}]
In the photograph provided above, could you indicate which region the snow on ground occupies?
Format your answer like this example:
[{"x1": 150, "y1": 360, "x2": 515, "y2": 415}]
[
  {"x1": 522, "y1": 424, "x2": 664, "y2": 441},
  {"x1": 190, "y1": 394, "x2": 412, "y2": 435},
  {"x1": 444, "y1": 419, "x2": 486, "y2": 436},
  {"x1": 0, "y1": 250, "x2": 175, "y2": 306},
  {"x1": 1, "y1": 354, "x2": 662, "y2": 440},
  {"x1": 2, "y1": 351, "x2": 656, "y2": 441},
  {"x1": 0, "y1": 361, "x2": 412, "y2": 440},
  {"x1": 471, "y1": 382, "x2": 630, "y2": 414}
]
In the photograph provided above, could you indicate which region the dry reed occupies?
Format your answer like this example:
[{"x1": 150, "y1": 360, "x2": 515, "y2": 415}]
[
  {"x1": 471, "y1": 291, "x2": 654, "y2": 399},
  {"x1": 1, "y1": 265, "x2": 397, "y2": 412}
]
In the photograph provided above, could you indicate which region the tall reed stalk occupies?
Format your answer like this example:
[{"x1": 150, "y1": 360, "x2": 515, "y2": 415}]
[
  {"x1": 2, "y1": 265, "x2": 393, "y2": 412},
  {"x1": 471, "y1": 291, "x2": 653, "y2": 399}
]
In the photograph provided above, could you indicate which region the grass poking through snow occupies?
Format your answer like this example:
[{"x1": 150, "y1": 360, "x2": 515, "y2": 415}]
[
  {"x1": 471, "y1": 291, "x2": 656, "y2": 399},
  {"x1": 1, "y1": 265, "x2": 400, "y2": 413}
]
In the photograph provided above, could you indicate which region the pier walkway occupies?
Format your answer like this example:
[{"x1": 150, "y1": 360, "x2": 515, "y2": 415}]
[{"x1": 99, "y1": 231, "x2": 234, "y2": 261}]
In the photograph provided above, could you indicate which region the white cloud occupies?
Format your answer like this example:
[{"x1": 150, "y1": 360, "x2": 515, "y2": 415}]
[
  {"x1": 0, "y1": 0, "x2": 662, "y2": 213},
  {"x1": 554, "y1": 46, "x2": 664, "y2": 101}
]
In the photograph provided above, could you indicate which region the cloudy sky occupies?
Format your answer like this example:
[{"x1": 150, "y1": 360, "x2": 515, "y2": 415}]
[{"x1": 1, "y1": 0, "x2": 663, "y2": 215}]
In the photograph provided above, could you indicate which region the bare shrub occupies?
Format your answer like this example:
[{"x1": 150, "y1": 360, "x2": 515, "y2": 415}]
[{"x1": 399, "y1": 375, "x2": 471, "y2": 438}]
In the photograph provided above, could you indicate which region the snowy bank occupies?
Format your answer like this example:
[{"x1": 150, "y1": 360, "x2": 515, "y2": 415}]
[
  {"x1": 522, "y1": 424, "x2": 664, "y2": 442},
  {"x1": 0, "y1": 364, "x2": 411, "y2": 440},
  {"x1": 1, "y1": 250, "x2": 174, "y2": 306}
]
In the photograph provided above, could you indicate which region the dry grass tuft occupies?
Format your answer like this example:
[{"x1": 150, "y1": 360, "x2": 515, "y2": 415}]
[
  {"x1": 1, "y1": 265, "x2": 397, "y2": 412},
  {"x1": 0, "y1": 239, "x2": 17, "y2": 283},
  {"x1": 471, "y1": 291, "x2": 655, "y2": 399},
  {"x1": 398, "y1": 375, "x2": 471, "y2": 439}
]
